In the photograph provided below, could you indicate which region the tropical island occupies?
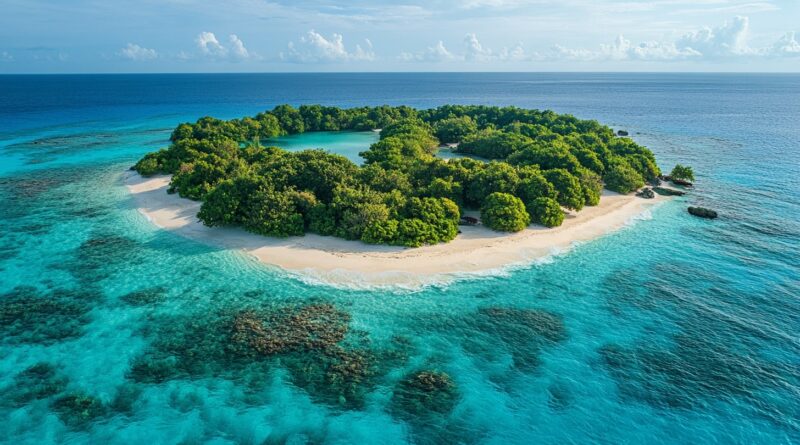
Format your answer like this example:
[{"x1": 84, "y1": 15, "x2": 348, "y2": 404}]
[{"x1": 129, "y1": 105, "x2": 687, "y2": 284}]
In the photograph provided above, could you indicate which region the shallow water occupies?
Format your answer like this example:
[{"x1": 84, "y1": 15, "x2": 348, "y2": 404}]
[
  {"x1": 266, "y1": 130, "x2": 379, "y2": 164},
  {"x1": 0, "y1": 73, "x2": 798, "y2": 444}
]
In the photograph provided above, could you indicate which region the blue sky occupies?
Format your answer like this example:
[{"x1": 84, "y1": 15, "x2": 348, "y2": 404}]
[{"x1": 1, "y1": 0, "x2": 799, "y2": 73}]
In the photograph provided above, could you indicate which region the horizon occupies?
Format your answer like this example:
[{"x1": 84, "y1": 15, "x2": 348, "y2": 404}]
[
  {"x1": 3, "y1": 70, "x2": 800, "y2": 76},
  {"x1": 2, "y1": 0, "x2": 799, "y2": 74}
]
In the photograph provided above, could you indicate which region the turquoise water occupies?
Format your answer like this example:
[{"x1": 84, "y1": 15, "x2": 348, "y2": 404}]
[
  {"x1": 266, "y1": 131, "x2": 379, "y2": 164},
  {"x1": 0, "y1": 73, "x2": 798, "y2": 444}
]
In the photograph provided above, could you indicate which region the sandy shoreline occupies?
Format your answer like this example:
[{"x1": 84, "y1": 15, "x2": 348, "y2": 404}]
[{"x1": 125, "y1": 171, "x2": 668, "y2": 287}]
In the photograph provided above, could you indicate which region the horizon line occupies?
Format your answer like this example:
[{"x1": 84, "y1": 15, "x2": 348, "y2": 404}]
[{"x1": 2, "y1": 70, "x2": 800, "y2": 76}]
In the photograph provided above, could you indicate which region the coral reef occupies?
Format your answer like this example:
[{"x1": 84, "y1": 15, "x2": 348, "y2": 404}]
[
  {"x1": 129, "y1": 300, "x2": 404, "y2": 410},
  {"x1": 120, "y1": 286, "x2": 168, "y2": 306},
  {"x1": 468, "y1": 307, "x2": 567, "y2": 370},
  {"x1": 51, "y1": 393, "x2": 107, "y2": 427},
  {"x1": 5, "y1": 363, "x2": 68, "y2": 406},
  {"x1": 391, "y1": 370, "x2": 459, "y2": 419},
  {"x1": 0, "y1": 286, "x2": 95, "y2": 344}
]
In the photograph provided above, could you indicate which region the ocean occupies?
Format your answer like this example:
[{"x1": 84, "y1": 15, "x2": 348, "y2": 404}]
[{"x1": 0, "y1": 73, "x2": 798, "y2": 444}]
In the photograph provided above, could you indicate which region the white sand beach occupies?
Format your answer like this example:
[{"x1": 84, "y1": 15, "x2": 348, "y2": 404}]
[{"x1": 125, "y1": 171, "x2": 668, "y2": 287}]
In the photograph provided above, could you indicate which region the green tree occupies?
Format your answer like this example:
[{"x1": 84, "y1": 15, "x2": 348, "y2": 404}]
[
  {"x1": 242, "y1": 188, "x2": 305, "y2": 237},
  {"x1": 361, "y1": 219, "x2": 400, "y2": 244},
  {"x1": 270, "y1": 104, "x2": 305, "y2": 134},
  {"x1": 466, "y1": 162, "x2": 520, "y2": 206},
  {"x1": 526, "y1": 197, "x2": 564, "y2": 227},
  {"x1": 396, "y1": 218, "x2": 440, "y2": 247},
  {"x1": 457, "y1": 130, "x2": 531, "y2": 159},
  {"x1": 670, "y1": 164, "x2": 695, "y2": 182},
  {"x1": 433, "y1": 116, "x2": 478, "y2": 143},
  {"x1": 133, "y1": 152, "x2": 163, "y2": 176},
  {"x1": 507, "y1": 142, "x2": 582, "y2": 172},
  {"x1": 542, "y1": 169, "x2": 584, "y2": 211},
  {"x1": 516, "y1": 169, "x2": 556, "y2": 203},
  {"x1": 604, "y1": 162, "x2": 645, "y2": 194},
  {"x1": 480, "y1": 192, "x2": 530, "y2": 232},
  {"x1": 576, "y1": 167, "x2": 603, "y2": 206},
  {"x1": 198, "y1": 175, "x2": 263, "y2": 226}
]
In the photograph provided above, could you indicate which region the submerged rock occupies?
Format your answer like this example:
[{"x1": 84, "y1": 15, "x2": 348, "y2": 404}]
[
  {"x1": 391, "y1": 370, "x2": 459, "y2": 419},
  {"x1": 688, "y1": 206, "x2": 718, "y2": 219},
  {"x1": 120, "y1": 286, "x2": 168, "y2": 306},
  {"x1": 652, "y1": 186, "x2": 685, "y2": 196},
  {"x1": 51, "y1": 393, "x2": 107, "y2": 427},
  {"x1": 0, "y1": 286, "x2": 93, "y2": 344},
  {"x1": 9, "y1": 363, "x2": 68, "y2": 405},
  {"x1": 229, "y1": 303, "x2": 350, "y2": 356},
  {"x1": 636, "y1": 188, "x2": 655, "y2": 199},
  {"x1": 129, "y1": 300, "x2": 389, "y2": 410},
  {"x1": 464, "y1": 307, "x2": 567, "y2": 370}
]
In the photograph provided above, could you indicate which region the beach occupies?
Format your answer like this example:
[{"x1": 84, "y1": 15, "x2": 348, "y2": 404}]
[{"x1": 125, "y1": 171, "x2": 668, "y2": 287}]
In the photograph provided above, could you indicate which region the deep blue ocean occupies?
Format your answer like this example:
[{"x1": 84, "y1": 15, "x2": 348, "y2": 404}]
[{"x1": 0, "y1": 73, "x2": 798, "y2": 444}]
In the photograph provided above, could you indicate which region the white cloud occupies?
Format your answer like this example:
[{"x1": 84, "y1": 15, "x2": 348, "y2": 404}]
[
  {"x1": 292, "y1": 31, "x2": 374, "y2": 62},
  {"x1": 676, "y1": 16, "x2": 752, "y2": 57},
  {"x1": 464, "y1": 33, "x2": 493, "y2": 61},
  {"x1": 120, "y1": 43, "x2": 157, "y2": 61},
  {"x1": 548, "y1": 16, "x2": 798, "y2": 62},
  {"x1": 498, "y1": 43, "x2": 528, "y2": 62},
  {"x1": 598, "y1": 35, "x2": 699, "y2": 61},
  {"x1": 550, "y1": 35, "x2": 699, "y2": 62},
  {"x1": 770, "y1": 32, "x2": 800, "y2": 56},
  {"x1": 196, "y1": 31, "x2": 227, "y2": 57},
  {"x1": 282, "y1": 30, "x2": 375, "y2": 62},
  {"x1": 399, "y1": 41, "x2": 458, "y2": 62},
  {"x1": 228, "y1": 34, "x2": 250, "y2": 59},
  {"x1": 192, "y1": 32, "x2": 255, "y2": 60},
  {"x1": 0, "y1": 51, "x2": 12, "y2": 62},
  {"x1": 401, "y1": 34, "x2": 530, "y2": 63}
]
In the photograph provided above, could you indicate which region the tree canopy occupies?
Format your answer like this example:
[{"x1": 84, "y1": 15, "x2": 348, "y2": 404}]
[
  {"x1": 670, "y1": 164, "x2": 695, "y2": 182},
  {"x1": 134, "y1": 104, "x2": 668, "y2": 246}
]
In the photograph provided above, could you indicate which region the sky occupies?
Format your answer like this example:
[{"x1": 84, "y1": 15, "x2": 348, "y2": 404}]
[{"x1": 1, "y1": 0, "x2": 799, "y2": 73}]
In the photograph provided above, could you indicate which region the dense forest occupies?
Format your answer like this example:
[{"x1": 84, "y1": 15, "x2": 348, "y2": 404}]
[{"x1": 134, "y1": 104, "x2": 661, "y2": 247}]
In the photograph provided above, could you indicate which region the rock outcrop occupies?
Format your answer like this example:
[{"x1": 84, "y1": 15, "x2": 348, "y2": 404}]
[
  {"x1": 459, "y1": 216, "x2": 479, "y2": 226},
  {"x1": 660, "y1": 175, "x2": 693, "y2": 187},
  {"x1": 636, "y1": 188, "x2": 655, "y2": 199},
  {"x1": 688, "y1": 207, "x2": 718, "y2": 219},
  {"x1": 653, "y1": 187, "x2": 685, "y2": 196}
]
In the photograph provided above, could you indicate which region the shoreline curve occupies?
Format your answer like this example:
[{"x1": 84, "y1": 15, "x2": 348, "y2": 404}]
[{"x1": 125, "y1": 171, "x2": 669, "y2": 287}]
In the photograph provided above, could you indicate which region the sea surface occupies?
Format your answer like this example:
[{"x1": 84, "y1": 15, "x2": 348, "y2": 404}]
[{"x1": 0, "y1": 73, "x2": 798, "y2": 444}]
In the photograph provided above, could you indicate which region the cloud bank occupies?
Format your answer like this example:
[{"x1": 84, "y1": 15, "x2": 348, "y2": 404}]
[
  {"x1": 120, "y1": 43, "x2": 158, "y2": 61},
  {"x1": 193, "y1": 32, "x2": 255, "y2": 60},
  {"x1": 400, "y1": 34, "x2": 528, "y2": 62},
  {"x1": 550, "y1": 16, "x2": 799, "y2": 62},
  {"x1": 281, "y1": 31, "x2": 375, "y2": 63}
]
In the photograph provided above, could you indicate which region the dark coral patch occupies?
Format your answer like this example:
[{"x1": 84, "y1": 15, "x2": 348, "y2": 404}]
[
  {"x1": 129, "y1": 300, "x2": 400, "y2": 410},
  {"x1": 51, "y1": 393, "x2": 107, "y2": 427},
  {"x1": 391, "y1": 370, "x2": 459, "y2": 419},
  {"x1": 0, "y1": 286, "x2": 95, "y2": 344},
  {"x1": 599, "y1": 335, "x2": 786, "y2": 411},
  {"x1": 120, "y1": 286, "x2": 168, "y2": 306},
  {"x1": 467, "y1": 307, "x2": 567, "y2": 370},
  {"x1": 228, "y1": 303, "x2": 350, "y2": 356},
  {"x1": 6, "y1": 363, "x2": 68, "y2": 406}
]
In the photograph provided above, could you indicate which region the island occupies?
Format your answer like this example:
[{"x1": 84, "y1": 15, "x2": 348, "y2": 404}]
[{"x1": 128, "y1": 104, "x2": 681, "y2": 285}]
